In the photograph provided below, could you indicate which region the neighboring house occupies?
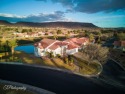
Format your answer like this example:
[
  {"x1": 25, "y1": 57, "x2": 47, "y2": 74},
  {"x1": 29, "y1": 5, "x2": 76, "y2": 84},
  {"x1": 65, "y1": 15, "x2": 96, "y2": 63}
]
[
  {"x1": 29, "y1": 32, "x2": 39, "y2": 37},
  {"x1": 14, "y1": 32, "x2": 39, "y2": 38},
  {"x1": 34, "y1": 37, "x2": 89, "y2": 57},
  {"x1": 38, "y1": 32, "x2": 45, "y2": 36},
  {"x1": 113, "y1": 41, "x2": 125, "y2": 52}
]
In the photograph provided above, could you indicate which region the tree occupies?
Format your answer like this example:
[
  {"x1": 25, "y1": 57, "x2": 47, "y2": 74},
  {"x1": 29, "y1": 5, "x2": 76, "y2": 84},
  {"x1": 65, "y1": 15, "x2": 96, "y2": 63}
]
[
  {"x1": 117, "y1": 33, "x2": 125, "y2": 41},
  {"x1": 0, "y1": 54, "x2": 3, "y2": 61},
  {"x1": 95, "y1": 33, "x2": 101, "y2": 43},
  {"x1": 57, "y1": 30, "x2": 62, "y2": 34},
  {"x1": 70, "y1": 58, "x2": 74, "y2": 63},
  {"x1": 84, "y1": 30, "x2": 90, "y2": 37},
  {"x1": 68, "y1": 31, "x2": 70, "y2": 34},
  {"x1": 67, "y1": 55, "x2": 74, "y2": 65},
  {"x1": 45, "y1": 51, "x2": 49, "y2": 56},
  {"x1": 53, "y1": 34, "x2": 58, "y2": 40},
  {"x1": 97, "y1": 32, "x2": 102, "y2": 37},
  {"x1": 0, "y1": 40, "x2": 2, "y2": 48},
  {"x1": 22, "y1": 29, "x2": 28, "y2": 33},
  {"x1": 69, "y1": 57, "x2": 74, "y2": 64},
  {"x1": 64, "y1": 57, "x2": 69, "y2": 64},
  {"x1": 65, "y1": 34, "x2": 69, "y2": 39},
  {"x1": 29, "y1": 29, "x2": 32, "y2": 32},
  {"x1": 8, "y1": 39, "x2": 18, "y2": 55},
  {"x1": 49, "y1": 52, "x2": 54, "y2": 58},
  {"x1": 97, "y1": 37, "x2": 101, "y2": 43},
  {"x1": 89, "y1": 33, "x2": 94, "y2": 42},
  {"x1": 82, "y1": 44, "x2": 109, "y2": 64},
  {"x1": 113, "y1": 31, "x2": 118, "y2": 38}
]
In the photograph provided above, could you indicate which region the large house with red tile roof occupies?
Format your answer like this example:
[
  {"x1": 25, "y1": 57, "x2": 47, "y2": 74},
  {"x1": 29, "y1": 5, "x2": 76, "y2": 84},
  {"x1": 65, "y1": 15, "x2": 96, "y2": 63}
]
[
  {"x1": 113, "y1": 41, "x2": 125, "y2": 51},
  {"x1": 34, "y1": 37, "x2": 89, "y2": 57}
]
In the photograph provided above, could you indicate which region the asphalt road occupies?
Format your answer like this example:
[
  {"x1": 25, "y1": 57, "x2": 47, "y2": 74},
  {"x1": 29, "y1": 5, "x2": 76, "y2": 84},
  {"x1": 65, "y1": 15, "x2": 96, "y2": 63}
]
[
  {"x1": 95, "y1": 59, "x2": 125, "y2": 90},
  {"x1": 102, "y1": 60, "x2": 124, "y2": 76},
  {"x1": 0, "y1": 63, "x2": 125, "y2": 94}
]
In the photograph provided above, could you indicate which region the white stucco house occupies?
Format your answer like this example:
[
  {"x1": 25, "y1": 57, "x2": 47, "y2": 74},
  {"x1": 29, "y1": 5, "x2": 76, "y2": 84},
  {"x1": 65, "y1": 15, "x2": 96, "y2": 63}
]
[{"x1": 34, "y1": 37, "x2": 89, "y2": 57}]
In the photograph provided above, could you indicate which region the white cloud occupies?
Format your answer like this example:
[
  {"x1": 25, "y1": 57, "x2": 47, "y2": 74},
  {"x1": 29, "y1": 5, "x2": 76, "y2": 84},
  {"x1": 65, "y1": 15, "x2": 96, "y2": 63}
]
[
  {"x1": 0, "y1": 13, "x2": 26, "y2": 18},
  {"x1": 0, "y1": 11, "x2": 72, "y2": 22}
]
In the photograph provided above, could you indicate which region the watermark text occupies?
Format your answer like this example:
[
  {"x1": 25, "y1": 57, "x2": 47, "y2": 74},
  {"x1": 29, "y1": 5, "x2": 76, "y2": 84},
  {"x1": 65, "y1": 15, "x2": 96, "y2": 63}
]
[{"x1": 3, "y1": 85, "x2": 26, "y2": 91}]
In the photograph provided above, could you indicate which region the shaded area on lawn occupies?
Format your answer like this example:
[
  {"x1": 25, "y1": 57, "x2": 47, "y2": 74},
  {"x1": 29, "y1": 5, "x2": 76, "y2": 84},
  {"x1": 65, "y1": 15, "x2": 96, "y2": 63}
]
[{"x1": 0, "y1": 51, "x2": 76, "y2": 71}]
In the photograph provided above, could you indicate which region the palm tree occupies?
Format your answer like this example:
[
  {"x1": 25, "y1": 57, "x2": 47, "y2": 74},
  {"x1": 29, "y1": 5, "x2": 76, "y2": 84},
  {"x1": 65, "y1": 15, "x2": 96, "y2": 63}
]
[{"x1": 53, "y1": 34, "x2": 58, "y2": 40}]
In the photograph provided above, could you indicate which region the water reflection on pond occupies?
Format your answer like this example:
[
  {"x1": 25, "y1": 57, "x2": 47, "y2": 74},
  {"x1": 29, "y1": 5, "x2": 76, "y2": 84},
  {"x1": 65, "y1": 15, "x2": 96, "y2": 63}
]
[{"x1": 15, "y1": 45, "x2": 34, "y2": 54}]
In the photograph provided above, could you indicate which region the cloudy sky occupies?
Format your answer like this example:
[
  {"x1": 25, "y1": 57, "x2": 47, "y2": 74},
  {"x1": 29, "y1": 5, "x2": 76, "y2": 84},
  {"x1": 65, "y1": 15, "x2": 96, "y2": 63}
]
[{"x1": 0, "y1": 0, "x2": 125, "y2": 27}]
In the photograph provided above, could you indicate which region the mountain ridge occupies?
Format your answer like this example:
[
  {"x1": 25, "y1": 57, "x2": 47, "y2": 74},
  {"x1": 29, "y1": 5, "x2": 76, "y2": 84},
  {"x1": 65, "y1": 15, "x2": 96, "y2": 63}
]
[{"x1": 0, "y1": 20, "x2": 98, "y2": 28}]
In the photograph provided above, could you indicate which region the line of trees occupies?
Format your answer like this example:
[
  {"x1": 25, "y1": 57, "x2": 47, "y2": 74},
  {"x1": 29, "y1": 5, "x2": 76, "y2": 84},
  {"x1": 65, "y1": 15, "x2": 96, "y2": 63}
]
[
  {"x1": 117, "y1": 33, "x2": 125, "y2": 41},
  {"x1": 0, "y1": 39, "x2": 17, "y2": 56},
  {"x1": 21, "y1": 29, "x2": 32, "y2": 33}
]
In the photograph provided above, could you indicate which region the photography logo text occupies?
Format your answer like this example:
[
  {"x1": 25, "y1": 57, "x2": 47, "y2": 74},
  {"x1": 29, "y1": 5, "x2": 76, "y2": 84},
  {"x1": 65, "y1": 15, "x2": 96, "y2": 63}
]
[{"x1": 3, "y1": 85, "x2": 26, "y2": 91}]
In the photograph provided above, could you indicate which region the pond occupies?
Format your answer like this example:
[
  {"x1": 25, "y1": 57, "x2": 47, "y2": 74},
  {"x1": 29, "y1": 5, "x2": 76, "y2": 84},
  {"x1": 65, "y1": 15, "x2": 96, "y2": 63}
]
[{"x1": 14, "y1": 45, "x2": 34, "y2": 54}]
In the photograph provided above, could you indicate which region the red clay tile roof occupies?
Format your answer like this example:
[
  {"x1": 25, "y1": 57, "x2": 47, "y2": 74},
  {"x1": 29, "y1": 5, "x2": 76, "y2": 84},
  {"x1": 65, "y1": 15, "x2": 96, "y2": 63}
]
[
  {"x1": 34, "y1": 37, "x2": 89, "y2": 50},
  {"x1": 121, "y1": 41, "x2": 125, "y2": 47},
  {"x1": 35, "y1": 39, "x2": 57, "y2": 49},
  {"x1": 69, "y1": 38, "x2": 78, "y2": 42},
  {"x1": 48, "y1": 41, "x2": 68, "y2": 50},
  {"x1": 48, "y1": 43, "x2": 60, "y2": 50},
  {"x1": 76, "y1": 39, "x2": 85, "y2": 45},
  {"x1": 41, "y1": 38, "x2": 57, "y2": 45},
  {"x1": 65, "y1": 37, "x2": 89, "y2": 46},
  {"x1": 113, "y1": 41, "x2": 125, "y2": 47},
  {"x1": 113, "y1": 41, "x2": 121, "y2": 46},
  {"x1": 56, "y1": 41, "x2": 68, "y2": 46}
]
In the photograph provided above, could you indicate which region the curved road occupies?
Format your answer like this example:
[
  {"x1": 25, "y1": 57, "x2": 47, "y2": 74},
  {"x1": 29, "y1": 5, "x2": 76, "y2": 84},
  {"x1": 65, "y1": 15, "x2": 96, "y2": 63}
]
[{"x1": 0, "y1": 63, "x2": 125, "y2": 94}]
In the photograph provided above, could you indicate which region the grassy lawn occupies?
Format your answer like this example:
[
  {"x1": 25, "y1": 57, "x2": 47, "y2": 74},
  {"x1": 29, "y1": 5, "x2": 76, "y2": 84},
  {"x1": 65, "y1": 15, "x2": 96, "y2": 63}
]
[
  {"x1": 0, "y1": 51, "x2": 76, "y2": 71},
  {"x1": 0, "y1": 51, "x2": 44, "y2": 65},
  {"x1": 16, "y1": 51, "x2": 76, "y2": 71},
  {"x1": 0, "y1": 84, "x2": 36, "y2": 94},
  {"x1": 51, "y1": 58, "x2": 75, "y2": 71},
  {"x1": 41, "y1": 57, "x2": 57, "y2": 67},
  {"x1": 15, "y1": 51, "x2": 48, "y2": 65}
]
